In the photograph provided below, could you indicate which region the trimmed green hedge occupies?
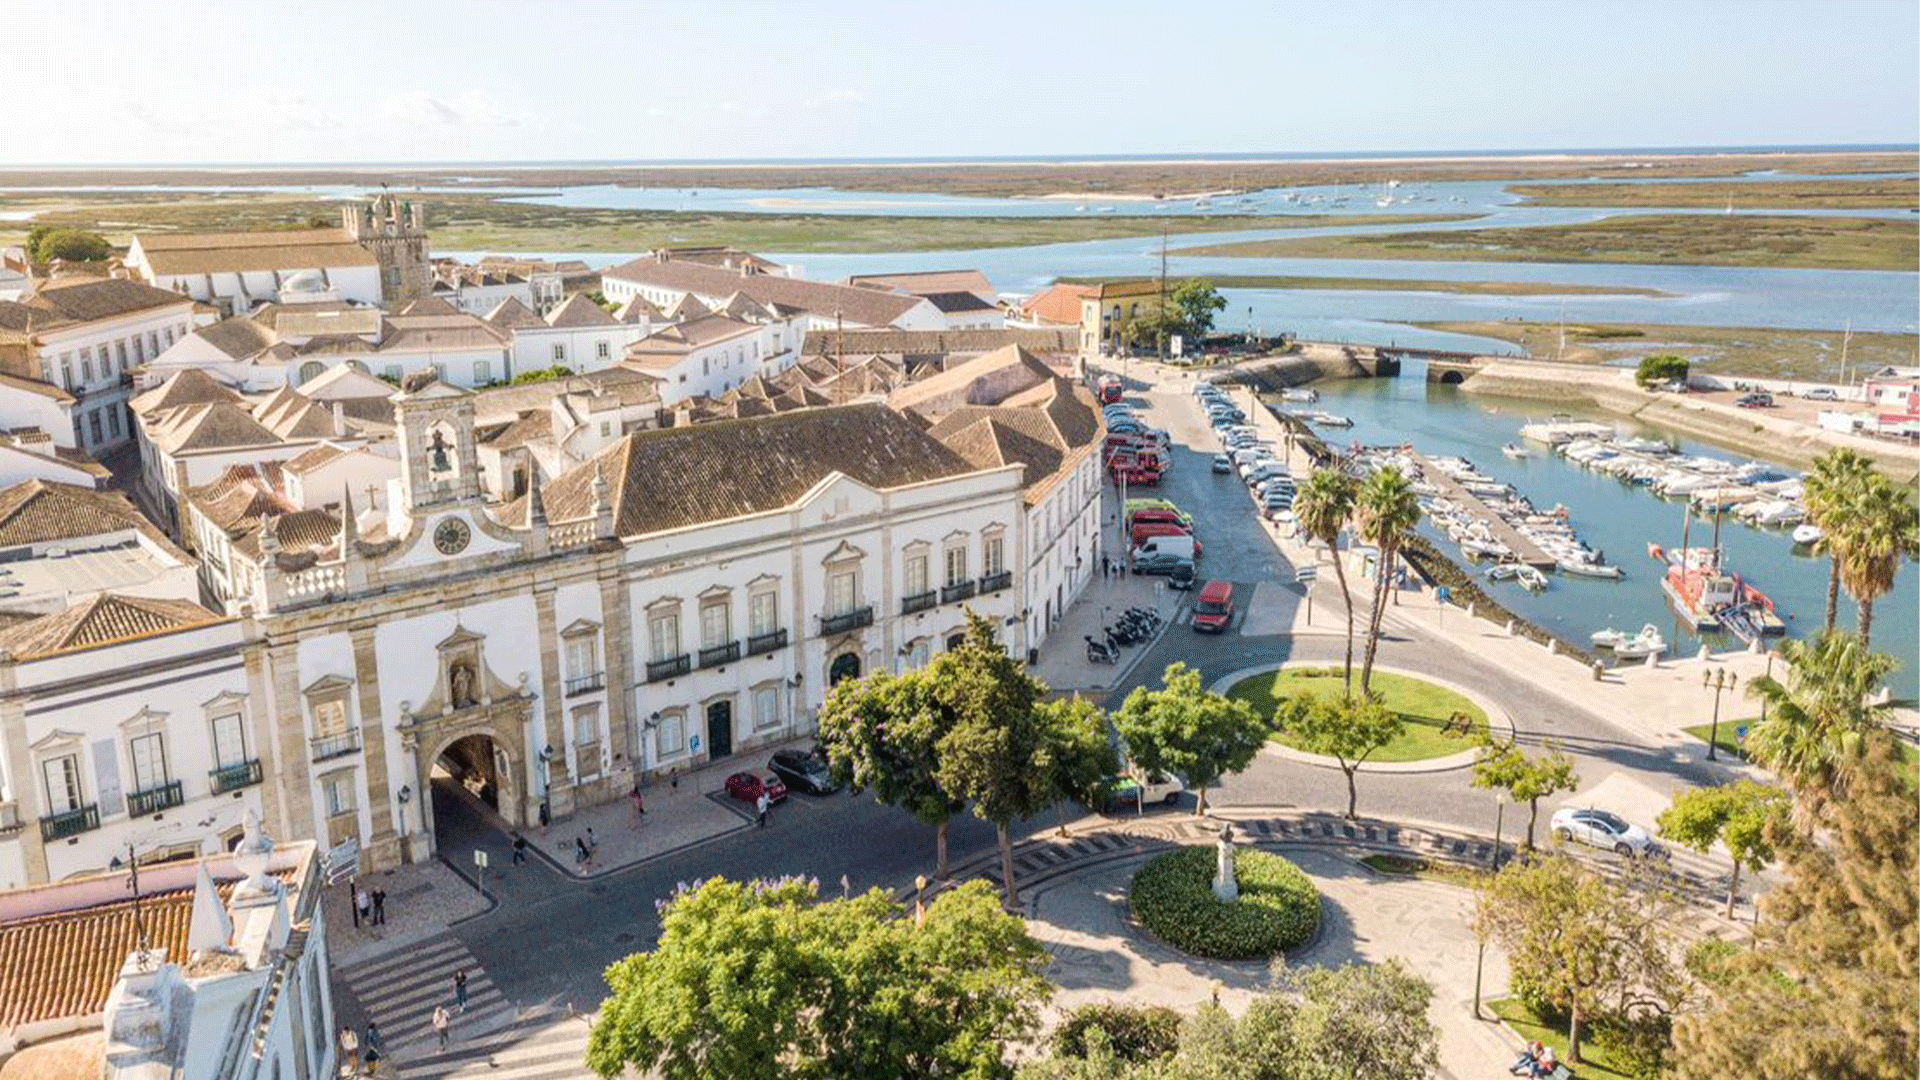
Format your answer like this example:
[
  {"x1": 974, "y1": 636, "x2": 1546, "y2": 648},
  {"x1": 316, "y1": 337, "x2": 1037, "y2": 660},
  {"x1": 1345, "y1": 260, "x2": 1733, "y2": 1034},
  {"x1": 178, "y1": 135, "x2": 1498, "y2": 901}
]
[{"x1": 1129, "y1": 846, "x2": 1321, "y2": 960}]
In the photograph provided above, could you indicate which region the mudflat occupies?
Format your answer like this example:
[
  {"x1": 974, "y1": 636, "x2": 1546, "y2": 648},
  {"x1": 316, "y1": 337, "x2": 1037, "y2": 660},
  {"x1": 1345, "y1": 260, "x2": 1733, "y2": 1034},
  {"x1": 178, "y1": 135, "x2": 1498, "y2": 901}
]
[
  {"x1": 1061, "y1": 274, "x2": 1676, "y2": 298},
  {"x1": 1417, "y1": 319, "x2": 1920, "y2": 381},
  {"x1": 1174, "y1": 213, "x2": 1920, "y2": 271},
  {"x1": 1507, "y1": 177, "x2": 1919, "y2": 209}
]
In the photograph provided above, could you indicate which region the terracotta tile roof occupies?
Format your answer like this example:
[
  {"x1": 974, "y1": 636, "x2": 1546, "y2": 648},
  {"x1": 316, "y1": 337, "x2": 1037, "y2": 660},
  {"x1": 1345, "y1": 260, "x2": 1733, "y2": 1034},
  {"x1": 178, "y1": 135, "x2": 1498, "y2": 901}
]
[
  {"x1": 0, "y1": 279, "x2": 191, "y2": 335},
  {"x1": 1019, "y1": 283, "x2": 1097, "y2": 326},
  {"x1": 378, "y1": 313, "x2": 508, "y2": 352},
  {"x1": 0, "y1": 870, "x2": 292, "y2": 1029},
  {"x1": 195, "y1": 318, "x2": 279, "y2": 361},
  {"x1": 483, "y1": 296, "x2": 546, "y2": 330},
  {"x1": 847, "y1": 269, "x2": 995, "y2": 299},
  {"x1": 130, "y1": 369, "x2": 243, "y2": 415},
  {"x1": 0, "y1": 370, "x2": 74, "y2": 404},
  {"x1": 626, "y1": 314, "x2": 758, "y2": 364},
  {"x1": 544, "y1": 294, "x2": 617, "y2": 329},
  {"x1": 281, "y1": 442, "x2": 349, "y2": 475},
  {"x1": 0, "y1": 593, "x2": 221, "y2": 659},
  {"x1": 526, "y1": 404, "x2": 978, "y2": 536},
  {"x1": 147, "y1": 401, "x2": 280, "y2": 455},
  {"x1": 398, "y1": 296, "x2": 459, "y2": 316},
  {"x1": 0, "y1": 481, "x2": 157, "y2": 547},
  {"x1": 923, "y1": 378, "x2": 1101, "y2": 505},
  {"x1": 479, "y1": 409, "x2": 552, "y2": 451},
  {"x1": 800, "y1": 327, "x2": 1076, "y2": 357},
  {"x1": 604, "y1": 257, "x2": 923, "y2": 328},
  {"x1": 613, "y1": 295, "x2": 659, "y2": 324},
  {"x1": 135, "y1": 229, "x2": 378, "y2": 276},
  {"x1": 887, "y1": 345, "x2": 1056, "y2": 420}
]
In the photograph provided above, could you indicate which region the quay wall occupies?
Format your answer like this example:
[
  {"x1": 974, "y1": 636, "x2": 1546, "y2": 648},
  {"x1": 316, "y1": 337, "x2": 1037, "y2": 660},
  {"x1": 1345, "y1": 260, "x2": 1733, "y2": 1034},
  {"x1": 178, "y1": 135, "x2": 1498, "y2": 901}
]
[{"x1": 1461, "y1": 360, "x2": 1920, "y2": 484}]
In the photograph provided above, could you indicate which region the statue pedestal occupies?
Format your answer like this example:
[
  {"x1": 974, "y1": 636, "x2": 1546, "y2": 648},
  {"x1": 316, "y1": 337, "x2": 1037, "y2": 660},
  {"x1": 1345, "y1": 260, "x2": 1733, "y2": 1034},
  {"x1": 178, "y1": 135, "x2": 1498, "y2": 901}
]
[{"x1": 1213, "y1": 823, "x2": 1239, "y2": 903}]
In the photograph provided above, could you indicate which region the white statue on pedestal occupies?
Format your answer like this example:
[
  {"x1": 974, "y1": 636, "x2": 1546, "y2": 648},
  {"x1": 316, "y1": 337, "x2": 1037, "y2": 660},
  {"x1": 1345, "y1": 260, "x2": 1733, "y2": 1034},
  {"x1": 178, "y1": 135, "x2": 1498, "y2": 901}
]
[{"x1": 1213, "y1": 823, "x2": 1239, "y2": 903}]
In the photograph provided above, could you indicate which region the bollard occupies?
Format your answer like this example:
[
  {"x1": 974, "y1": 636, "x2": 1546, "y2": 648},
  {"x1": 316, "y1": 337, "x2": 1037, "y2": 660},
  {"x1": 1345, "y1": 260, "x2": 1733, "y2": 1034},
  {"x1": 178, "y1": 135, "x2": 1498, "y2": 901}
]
[
  {"x1": 1504, "y1": 619, "x2": 1516, "y2": 637},
  {"x1": 1748, "y1": 637, "x2": 1765, "y2": 655},
  {"x1": 1696, "y1": 644, "x2": 1711, "y2": 663},
  {"x1": 1592, "y1": 659, "x2": 1605, "y2": 681},
  {"x1": 1645, "y1": 650, "x2": 1660, "y2": 669},
  {"x1": 1547, "y1": 638, "x2": 1559, "y2": 655},
  {"x1": 1465, "y1": 602, "x2": 1476, "y2": 620}
]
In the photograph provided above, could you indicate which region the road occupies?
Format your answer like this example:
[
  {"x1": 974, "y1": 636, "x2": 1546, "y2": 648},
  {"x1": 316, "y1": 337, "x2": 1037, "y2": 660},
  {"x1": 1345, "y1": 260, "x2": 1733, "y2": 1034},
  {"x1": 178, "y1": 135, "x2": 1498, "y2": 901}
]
[{"x1": 335, "y1": 365, "x2": 1747, "y2": 1078}]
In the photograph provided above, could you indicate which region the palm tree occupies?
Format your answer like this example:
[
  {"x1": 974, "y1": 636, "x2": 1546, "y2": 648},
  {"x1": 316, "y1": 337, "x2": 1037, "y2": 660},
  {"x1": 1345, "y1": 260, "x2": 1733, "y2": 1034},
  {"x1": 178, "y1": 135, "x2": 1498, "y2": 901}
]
[
  {"x1": 1802, "y1": 449, "x2": 1872, "y2": 632},
  {"x1": 1294, "y1": 467, "x2": 1360, "y2": 694},
  {"x1": 1835, "y1": 473, "x2": 1919, "y2": 651},
  {"x1": 1745, "y1": 630, "x2": 1895, "y2": 806},
  {"x1": 1356, "y1": 466, "x2": 1421, "y2": 693}
]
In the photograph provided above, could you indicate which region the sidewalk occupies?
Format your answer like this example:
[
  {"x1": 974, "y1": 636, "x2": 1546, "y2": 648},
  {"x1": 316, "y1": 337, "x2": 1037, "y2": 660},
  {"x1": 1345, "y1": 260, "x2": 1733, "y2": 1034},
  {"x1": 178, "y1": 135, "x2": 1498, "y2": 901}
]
[
  {"x1": 533, "y1": 731, "x2": 820, "y2": 878},
  {"x1": 1030, "y1": 566, "x2": 1183, "y2": 695},
  {"x1": 321, "y1": 858, "x2": 491, "y2": 968}
]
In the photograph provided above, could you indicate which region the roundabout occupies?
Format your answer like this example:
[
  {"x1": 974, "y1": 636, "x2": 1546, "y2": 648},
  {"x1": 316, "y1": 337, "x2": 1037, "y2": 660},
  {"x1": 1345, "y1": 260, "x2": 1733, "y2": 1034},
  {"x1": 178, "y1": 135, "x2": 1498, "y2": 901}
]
[
  {"x1": 1128, "y1": 842, "x2": 1321, "y2": 960},
  {"x1": 1212, "y1": 661, "x2": 1516, "y2": 772}
]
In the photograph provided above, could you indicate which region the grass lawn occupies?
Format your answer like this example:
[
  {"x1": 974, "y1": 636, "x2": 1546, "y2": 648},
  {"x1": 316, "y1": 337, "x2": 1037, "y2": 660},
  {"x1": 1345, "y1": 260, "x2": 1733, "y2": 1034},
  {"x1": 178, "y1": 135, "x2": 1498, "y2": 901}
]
[
  {"x1": 1488, "y1": 998, "x2": 1636, "y2": 1080},
  {"x1": 1228, "y1": 667, "x2": 1489, "y2": 763},
  {"x1": 1358, "y1": 853, "x2": 1491, "y2": 889},
  {"x1": 1683, "y1": 720, "x2": 1920, "y2": 782}
]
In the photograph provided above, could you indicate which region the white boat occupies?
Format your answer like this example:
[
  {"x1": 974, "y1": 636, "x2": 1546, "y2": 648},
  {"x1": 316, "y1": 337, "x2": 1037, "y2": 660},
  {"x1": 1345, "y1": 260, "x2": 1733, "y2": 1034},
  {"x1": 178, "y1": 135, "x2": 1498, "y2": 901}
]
[
  {"x1": 1612, "y1": 625, "x2": 1668, "y2": 659},
  {"x1": 1485, "y1": 563, "x2": 1519, "y2": 582},
  {"x1": 1281, "y1": 388, "x2": 1319, "y2": 403},
  {"x1": 1308, "y1": 412, "x2": 1353, "y2": 428},
  {"x1": 1501, "y1": 443, "x2": 1529, "y2": 459},
  {"x1": 1459, "y1": 538, "x2": 1512, "y2": 560},
  {"x1": 1516, "y1": 566, "x2": 1550, "y2": 592},
  {"x1": 1792, "y1": 523, "x2": 1824, "y2": 545},
  {"x1": 1560, "y1": 559, "x2": 1624, "y2": 580},
  {"x1": 1590, "y1": 627, "x2": 1629, "y2": 649}
]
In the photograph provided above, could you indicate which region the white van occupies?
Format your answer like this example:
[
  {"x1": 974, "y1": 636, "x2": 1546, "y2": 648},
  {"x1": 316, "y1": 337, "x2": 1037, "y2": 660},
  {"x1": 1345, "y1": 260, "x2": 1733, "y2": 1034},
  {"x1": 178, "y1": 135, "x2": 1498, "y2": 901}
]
[{"x1": 1131, "y1": 535, "x2": 1196, "y2": 562}]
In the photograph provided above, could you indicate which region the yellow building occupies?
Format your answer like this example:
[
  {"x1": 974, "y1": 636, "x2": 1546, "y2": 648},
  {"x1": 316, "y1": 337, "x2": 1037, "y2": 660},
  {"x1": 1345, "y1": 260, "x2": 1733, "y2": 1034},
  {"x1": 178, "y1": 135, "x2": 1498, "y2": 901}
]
[{"x1": 1078, "y1": 280, "x2": 1163, "y2": 356}]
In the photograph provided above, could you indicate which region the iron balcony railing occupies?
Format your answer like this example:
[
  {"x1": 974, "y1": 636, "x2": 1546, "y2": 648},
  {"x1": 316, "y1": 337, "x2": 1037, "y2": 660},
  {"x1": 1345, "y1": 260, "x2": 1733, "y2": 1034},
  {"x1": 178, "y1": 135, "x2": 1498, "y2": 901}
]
[
  {"x1": 311, "y1": 730, "x2": 362, "y2": 761},
  {"x1": 901, "y1": 590, "x2": 937, "y2": 615},
  {"x1": 210, "y1": 759, "x2": 263, "y2": 794},
  {"x1": 127, "y1": 780, "x2": 184, "y2": 817},
  {"x1": 746, "y1": 628, "x2": 788, "y2": 656},
  {"x1": 646, "y1": 654, "x2": 691, "y2": 683},
  {"x1": 820, "y1": 606, "x2": 874, "y2": 636},
  {"x1": 941, "y1": 580, "x2": 977, "y2": 604},
  {"x1": 565, "y1": 672, "x2": 606, "y2": 696},
  {"x1": 978, "y1": 570, "x2": 1013, "y2": 594},
  {"x1": 41, "y1": 803, "x2": 100, "y2": 842},
  {"x1": 699, "y1": 641, "x2": 740, "y2": 669}
]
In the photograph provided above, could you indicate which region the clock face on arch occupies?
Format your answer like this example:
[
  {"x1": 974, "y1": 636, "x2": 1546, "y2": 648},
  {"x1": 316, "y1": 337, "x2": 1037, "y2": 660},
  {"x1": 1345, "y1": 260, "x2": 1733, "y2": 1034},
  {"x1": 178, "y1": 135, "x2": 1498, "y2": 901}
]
[{"x1": 434, "y1": 516, "x2": 472, "y2": 556}]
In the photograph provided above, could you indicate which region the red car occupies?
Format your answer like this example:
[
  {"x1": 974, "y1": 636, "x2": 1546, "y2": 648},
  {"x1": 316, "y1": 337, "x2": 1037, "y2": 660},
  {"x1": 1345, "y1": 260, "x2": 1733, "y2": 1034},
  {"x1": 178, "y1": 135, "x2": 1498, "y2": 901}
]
[{"x1": 724, "y1": 770, "x2": 788, "y2": 804}]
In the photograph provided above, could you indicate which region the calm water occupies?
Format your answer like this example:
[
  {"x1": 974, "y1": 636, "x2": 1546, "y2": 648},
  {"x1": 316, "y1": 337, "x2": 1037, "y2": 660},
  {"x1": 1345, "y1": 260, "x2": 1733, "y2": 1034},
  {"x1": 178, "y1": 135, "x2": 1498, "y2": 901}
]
[{"x1": 1300, "y1": 369, "x2": 1917, "y2": 698}]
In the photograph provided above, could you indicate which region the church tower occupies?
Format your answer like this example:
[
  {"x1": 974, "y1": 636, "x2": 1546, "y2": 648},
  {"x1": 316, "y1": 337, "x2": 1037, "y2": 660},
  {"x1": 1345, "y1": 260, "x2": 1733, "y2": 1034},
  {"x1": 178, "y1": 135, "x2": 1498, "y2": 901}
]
[
  {"x1": 392, "y1": 372, "x2": 482, "y2": 514},
  {"x1": 342, "y1": 194, "x2": 431, "y2": 307}
]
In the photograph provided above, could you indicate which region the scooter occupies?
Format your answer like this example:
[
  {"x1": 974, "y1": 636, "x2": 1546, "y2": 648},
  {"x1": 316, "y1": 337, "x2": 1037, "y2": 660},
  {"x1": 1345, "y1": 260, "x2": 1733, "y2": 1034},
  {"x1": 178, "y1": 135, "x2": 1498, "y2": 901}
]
[{"x1": 1085, "y1": 636, "x2": 1118, "y2": 664}]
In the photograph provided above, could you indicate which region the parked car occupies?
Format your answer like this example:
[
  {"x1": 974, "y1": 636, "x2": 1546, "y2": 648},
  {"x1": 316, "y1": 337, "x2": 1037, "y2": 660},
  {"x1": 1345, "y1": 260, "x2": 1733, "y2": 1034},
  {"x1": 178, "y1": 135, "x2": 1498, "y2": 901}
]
[
  {"x1": 1550, "y1": 807, "x2": 1661, "y2": 858},
  {"x1": 1167, "y1": 561, "x2": 1197, "y2": 590},
  {"x1": 1099, "y1": 769, "x2": 1186, "y2": 811},
  {"x1": 1211, "y1": 453, "x2": 1233, "y2": 474},
  {"x1": 1132, "y1": 552, "x2": 1195, "y2": 576},
  {"x1": 725, "y1": 770, "x2": 789, "y2": 804},
  {"x1": 1802, "y1": 387, "x2": 1839, "y2": 401},
  {"x1": 768, "y1": 749, "x2": 837, "y2": 795},
  {"x1": 1735, "y1": 392, "x2": 1774, "y2": 408},
  {"x1": 1191, "y1": 580, "x2": 1236, "y2": 633}
]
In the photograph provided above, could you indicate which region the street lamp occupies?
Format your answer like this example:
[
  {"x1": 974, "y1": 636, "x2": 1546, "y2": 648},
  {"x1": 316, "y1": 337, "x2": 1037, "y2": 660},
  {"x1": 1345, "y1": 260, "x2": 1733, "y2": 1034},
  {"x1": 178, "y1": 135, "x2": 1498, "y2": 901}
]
[
  {"x1": 1703, "y1": 667, "x2": 1737, "y2": 761},
  {"x1": 1758, "y1": 651, "x2": 1774, "y2": 725},
  {"x1": 1489, "y1": 790, "x2": 1505, "y2": 871},
  {"x1": 914, "y1": 874, "x2": 928, "y2": 927}
]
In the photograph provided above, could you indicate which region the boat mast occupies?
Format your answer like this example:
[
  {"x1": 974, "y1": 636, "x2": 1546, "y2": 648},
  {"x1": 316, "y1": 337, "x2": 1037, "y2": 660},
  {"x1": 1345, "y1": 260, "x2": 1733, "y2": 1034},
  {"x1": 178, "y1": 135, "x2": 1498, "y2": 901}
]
[
  {"x1": 1709, "y1": 502, "x2": 1724, "y2": 571},
  {"x1": 1679, "y1": 500, "x2": 1692, "y2": 566}
]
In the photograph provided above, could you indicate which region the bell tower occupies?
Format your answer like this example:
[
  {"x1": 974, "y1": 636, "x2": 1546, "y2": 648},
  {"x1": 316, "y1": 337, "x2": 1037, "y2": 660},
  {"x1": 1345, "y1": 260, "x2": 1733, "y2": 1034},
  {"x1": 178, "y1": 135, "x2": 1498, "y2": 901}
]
[
  {"x1": 392, "y1": 371, "x2": 481, "y2": 513},
  {"x1": 342, "y1": 194, "x2": 431, "y2": 307}
]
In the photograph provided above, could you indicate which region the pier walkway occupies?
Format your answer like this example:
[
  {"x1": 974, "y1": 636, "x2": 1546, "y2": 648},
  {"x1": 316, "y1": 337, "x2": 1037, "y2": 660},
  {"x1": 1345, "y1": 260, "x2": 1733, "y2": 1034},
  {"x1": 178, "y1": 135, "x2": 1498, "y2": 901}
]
[{"x1": 1410, "y1": 452, "x2": 1557, "y2": 570}]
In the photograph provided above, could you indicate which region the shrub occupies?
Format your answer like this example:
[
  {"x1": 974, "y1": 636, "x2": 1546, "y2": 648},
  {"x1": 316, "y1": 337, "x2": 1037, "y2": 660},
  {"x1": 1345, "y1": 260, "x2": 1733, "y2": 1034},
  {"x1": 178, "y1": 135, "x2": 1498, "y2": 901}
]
[
  {"x1": 1635, "y1": 354, "x2": 1690, "y2": 389},
  {"x1": 28, "y1": 227, "x2": 111, "y2": 264},
  {"x1": 1590, "y1": 1010, "x2": 1673, "y2": 1079},
  {"x1": 1509, "y1": 969, "x2": 1570, "y2": 1028},
  {"x1": 1051, "y1": 1003, "x2": 1181, "y2": 1063},
  {"x1": 1129, "y1": 846, "x2": 1320, "y2": 960},
  {"x1": 1683, "y1": 937, "x2": 1742, "y2": 990}
]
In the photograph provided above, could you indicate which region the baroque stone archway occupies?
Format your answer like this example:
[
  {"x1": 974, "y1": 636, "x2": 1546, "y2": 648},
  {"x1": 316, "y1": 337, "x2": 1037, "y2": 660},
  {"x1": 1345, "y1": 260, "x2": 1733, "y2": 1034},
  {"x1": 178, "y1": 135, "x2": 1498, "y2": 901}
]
[{"x1": 403, "y1": 698, "x2": 534, "y2": 861}]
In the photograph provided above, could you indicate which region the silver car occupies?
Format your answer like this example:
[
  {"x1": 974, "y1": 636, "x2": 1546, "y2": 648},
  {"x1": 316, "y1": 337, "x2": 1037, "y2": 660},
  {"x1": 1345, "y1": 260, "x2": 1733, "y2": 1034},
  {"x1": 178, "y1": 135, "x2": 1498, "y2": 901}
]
[{"x1": 1550, "y1": 808, "x2": 1662, "y2": 858}]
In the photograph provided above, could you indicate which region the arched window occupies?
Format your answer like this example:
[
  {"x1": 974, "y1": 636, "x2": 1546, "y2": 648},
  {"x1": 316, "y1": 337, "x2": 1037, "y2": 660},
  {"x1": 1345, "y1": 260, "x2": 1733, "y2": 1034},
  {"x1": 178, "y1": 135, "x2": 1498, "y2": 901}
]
[
  {"x1": 829, "y1": 652, "x2": 861, "y2": 686},
  {"x1": 297, "y1": 361, "x2": 326, "y2": 385}
]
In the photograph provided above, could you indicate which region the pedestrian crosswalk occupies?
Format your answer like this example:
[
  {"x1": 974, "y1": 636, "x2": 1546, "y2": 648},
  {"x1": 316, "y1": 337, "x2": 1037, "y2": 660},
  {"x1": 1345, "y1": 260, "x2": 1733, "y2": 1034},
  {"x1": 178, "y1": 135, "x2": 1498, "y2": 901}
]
[
  {"x1": 394, "y1": 1015, "x2": 596, "y2": 1080},
  {"x1": 336, "y1": 933, "x2": 517, "y2": 1056}
]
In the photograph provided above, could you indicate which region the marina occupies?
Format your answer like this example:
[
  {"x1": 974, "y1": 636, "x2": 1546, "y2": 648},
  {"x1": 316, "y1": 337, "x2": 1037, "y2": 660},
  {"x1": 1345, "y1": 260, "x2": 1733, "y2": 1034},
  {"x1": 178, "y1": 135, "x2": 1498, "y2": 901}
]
[{"x1": 1402, "y1": 451, "x2": 1560, "y2": 571}]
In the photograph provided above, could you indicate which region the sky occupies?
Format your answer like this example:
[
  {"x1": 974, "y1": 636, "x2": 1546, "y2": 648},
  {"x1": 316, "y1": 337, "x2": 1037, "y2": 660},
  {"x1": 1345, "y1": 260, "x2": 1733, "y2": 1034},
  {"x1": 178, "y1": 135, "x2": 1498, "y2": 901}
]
[{"x1": 4, "y1": 0, "x2": 1915, "y2": 165}]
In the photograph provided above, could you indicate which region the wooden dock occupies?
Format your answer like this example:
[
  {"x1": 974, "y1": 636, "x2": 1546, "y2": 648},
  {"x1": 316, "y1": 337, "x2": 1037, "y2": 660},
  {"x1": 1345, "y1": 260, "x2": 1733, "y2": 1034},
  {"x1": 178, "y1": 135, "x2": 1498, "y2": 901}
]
[{"x1": 1411, "y1": 453, "x2": 1558, "y2": 570}]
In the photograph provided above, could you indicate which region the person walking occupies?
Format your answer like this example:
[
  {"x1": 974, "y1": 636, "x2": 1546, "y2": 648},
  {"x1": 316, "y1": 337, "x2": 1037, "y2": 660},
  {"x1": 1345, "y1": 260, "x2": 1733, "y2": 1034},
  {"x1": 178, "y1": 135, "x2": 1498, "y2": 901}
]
[
  {"x1": 363, "y1": 1022, "x2": 385, "y2": 1075},
  {"x1": 453, "y1": 968, "x2": 470, "y2": 1013},
  {"x1": 354, "y1": 886, "x2": 372, "y2": 930},
  {"x1": 348, "y1": 882, "x2": 362, "y2": 928},
  {"x1": 755, "y1": 791, "x2": 769, "y2": 828},
  {"x1": 511, "y1": 835, "x2": 527, "y2": 864},
  {"x1": 371, "y1": 888, "x2": 386, "y2": 926},
  {"x1": 574, "y1": 836, "x2": 589, "y2": 867},
  {"x1": 586, "y1": 827, "x2": 598, "y2": 861},
  {"x1": 339, "y1": 1026, "x2": 360, "y2": 1073},
  {"x1": 432, "y1": 1004, "x2": 451, "y2": 1051},
  {"x1": 630, "y1": 784, "x2": 645, "y2": 820}
]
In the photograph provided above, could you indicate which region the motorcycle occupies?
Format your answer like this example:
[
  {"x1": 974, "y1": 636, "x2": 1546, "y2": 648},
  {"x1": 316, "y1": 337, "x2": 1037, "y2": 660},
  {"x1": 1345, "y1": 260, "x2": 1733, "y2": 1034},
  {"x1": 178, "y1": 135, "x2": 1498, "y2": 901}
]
[{"x1": 1085, "y1": 636, "x2": 1118, "y2": 664}]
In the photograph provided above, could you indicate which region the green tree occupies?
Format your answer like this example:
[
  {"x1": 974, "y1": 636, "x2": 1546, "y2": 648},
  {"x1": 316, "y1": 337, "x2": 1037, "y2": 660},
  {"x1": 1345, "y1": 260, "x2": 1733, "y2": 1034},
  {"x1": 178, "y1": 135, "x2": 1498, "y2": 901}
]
[
  {"x1": 1273, "y1": 692, "x2": 1402, "y2": 820},
  {"x1": 1657, "y1": 781, "x2": 1790, "y2": 919},
  {"x1": 510, "y1": 365, "x2": 576, "y2": 385},
  {"x1": 1355, "y1": 466, "x2": 1420, "y2": 693},
  {"x1": 1470, "y1": 738, "x2": 1580, "y2": 849},
  {"x1": 1671, "y1": 738, "x2": 1918, "y2": 1080},
  {"x1": 1743, "y1": 630, "x2": 1895, "y2": 807},
  {"x1": 931, "y1": 613, "x2": 1058, "y2": 906},
  {"x1": 1833, "y1": 471, "x2": 1918, "y2": 650},
  {"x1": 1277, "y1": 959, "x2": 1439, "y2": 1080},
  {"x1": 1293, "y1": 468, "x2": 1360, "y2": 694},
  {"x1": 1050, "y1": 1003, "x2": 1182, "y2": 1064},
  {"x1": 1168, "y1": 278, "x2": 1228, "y2": 338},
  {"x1": 1041, "y1": 694, "x2": 1117, "y2": 832},
  {"x1": 1634, "y1": 354, "x2": 1689, "y2": 389},
  {"x1": 27, "y1": 227, "x2": 111, "y2": 264},
  {"x1": 1475, "y1": 856, "x2": 1679, "y2": 1064},
  {"x1": 589, "y1": 876, "x2": 1050, "y2": 1080},
  {"x1": 1112, "y1": 662, "x2": 1270, "y2": 816},
  {"x1": 1801, "y1": 448, "x2": 1873, "y2": 632},
  {"x1": 819, "y1": 669, "x2": 964, "y2": 876}
]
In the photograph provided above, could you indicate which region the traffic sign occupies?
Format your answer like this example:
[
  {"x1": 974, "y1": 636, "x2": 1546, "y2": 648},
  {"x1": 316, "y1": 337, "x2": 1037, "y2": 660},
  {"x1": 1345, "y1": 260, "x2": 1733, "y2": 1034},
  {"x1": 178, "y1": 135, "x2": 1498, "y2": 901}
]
[
  {"x1": 473, "y1": 849, "x2": 489, "y2": 869},
  {"x1": 1295, "y1": 566, "x2": 1318, "y2": 584}
]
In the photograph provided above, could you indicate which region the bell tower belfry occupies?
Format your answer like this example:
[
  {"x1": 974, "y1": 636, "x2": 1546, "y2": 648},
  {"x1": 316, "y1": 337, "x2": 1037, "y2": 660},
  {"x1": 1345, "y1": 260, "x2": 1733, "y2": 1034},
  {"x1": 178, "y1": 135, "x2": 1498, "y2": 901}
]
[
  {"x1": 342, "y1": 194, "x2": 431, "y2": 306},
  {"x1": 393, "y1": 372, "x2": 481, "y2": 513}
]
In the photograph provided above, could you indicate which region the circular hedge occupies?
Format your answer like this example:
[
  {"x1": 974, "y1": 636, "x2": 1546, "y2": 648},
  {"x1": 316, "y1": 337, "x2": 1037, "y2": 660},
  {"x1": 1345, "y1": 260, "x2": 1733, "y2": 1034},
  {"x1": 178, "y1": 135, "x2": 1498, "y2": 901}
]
[{"x1": 1129, "y1": 846, "x2": 1321, "y2": 960}]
